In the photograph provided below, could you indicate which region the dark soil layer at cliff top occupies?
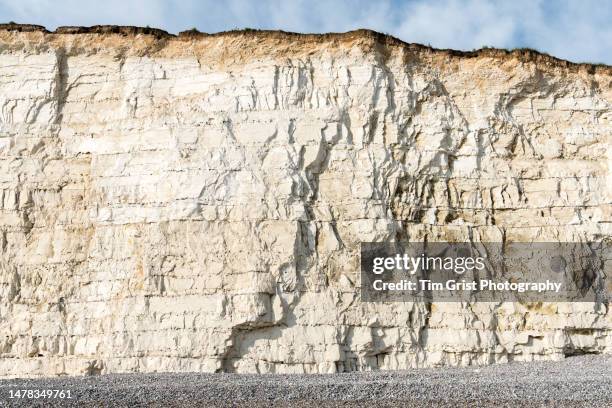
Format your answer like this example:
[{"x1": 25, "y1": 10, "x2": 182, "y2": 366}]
[{"x1": 0, "y1": 23, "x2": 610, "y2": 72}]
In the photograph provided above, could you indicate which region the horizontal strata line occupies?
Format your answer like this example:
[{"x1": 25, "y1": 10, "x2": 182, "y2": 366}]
[
  {"x1": 1, "y1": 203, "x2": 609, "y2": 210},
  {"x1": 2, "y1": 201, "x2": 607, "y2": 209},
  {"x1": 391, "y1": 203, "x2": 612, "y2": 210},
  {"x1": 5, "y1": 175, "x2": 609, "y2": 183},
  {"x1": 2, "y1": 202, "x2": 610, "y2": 214},
  {"x1": 4, "y1": 220, "x2": 609, "y2": 232},
  {"x1": 1, "y1": 204, "x2": 609, "y2": 213},
  {"x1": 5, "y1": 172, "x2": 607, "y2": 181}
]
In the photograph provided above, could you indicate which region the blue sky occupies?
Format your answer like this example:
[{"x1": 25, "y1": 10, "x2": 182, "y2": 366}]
[{"x1": 0, "y1": 0, "x2": 610, "y2": 64}]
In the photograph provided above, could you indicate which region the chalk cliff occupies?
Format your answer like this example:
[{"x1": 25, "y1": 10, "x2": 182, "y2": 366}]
[{"x1": 0, "y1": 25, "x2": 610, "y2": 377}]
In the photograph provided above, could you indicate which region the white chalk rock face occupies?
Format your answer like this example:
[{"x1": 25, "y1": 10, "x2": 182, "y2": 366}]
[{"x1": 0, "y1": 27, "x2": 610, "y2": 377}]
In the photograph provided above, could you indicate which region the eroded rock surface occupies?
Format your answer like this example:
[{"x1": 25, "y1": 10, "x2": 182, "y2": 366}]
[{"x1": 0, "y1": 27, "x2": 610, "y2": 377}]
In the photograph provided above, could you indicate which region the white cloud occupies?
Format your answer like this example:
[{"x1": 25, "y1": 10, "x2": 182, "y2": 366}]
[
  {"x1": 394, "y1": 0, "x2": 521, "y2": 49},
  {"x1": 0, "y1": 0, "x2": 167, "y2": 28},
  {"x1": 0, "y1": 0, "x2": 609, "y2": 64}
]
